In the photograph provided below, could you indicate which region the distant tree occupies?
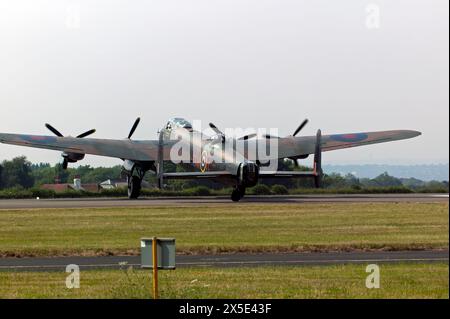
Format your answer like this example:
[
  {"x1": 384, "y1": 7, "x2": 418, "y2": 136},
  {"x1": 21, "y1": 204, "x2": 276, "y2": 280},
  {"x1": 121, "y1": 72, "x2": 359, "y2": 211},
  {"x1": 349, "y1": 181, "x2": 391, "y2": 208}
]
[
  {"x1": 31, "y1": 163, "x2": 59, "y2": 185},
  {"x1": 367, "y1": 172, "x2": 403, "y2": 187},
  {"x1": 343, "y1": 173, "x2": 361, "y2": 188},
  {"x1": 31, "y1": 163, "x2": 51, "y2": 170},
  {"x1": 67, "y1": 165, "x2": 94, "y2": 181},
  {"x1": 0, "y1": 156, "x2": 34, "y2": 189},
  {"x1": 323, "y1": 173, "x2": 346, "y2": 188},
  {"x1": 54, "y1": 163, "x2": 70, "y2": 184},
  {"x1": 424, "y1": 180, "x2": 450, "y2": 191},
  {"x1": 82, "y1": 166, "x2": 122, "y2": 183},
  {"x1": 400, "y1": 177, "x2": 425, "y2": 189},
  {"x1": 359, "y1": 178, "x2": 372, "y2": 187}
]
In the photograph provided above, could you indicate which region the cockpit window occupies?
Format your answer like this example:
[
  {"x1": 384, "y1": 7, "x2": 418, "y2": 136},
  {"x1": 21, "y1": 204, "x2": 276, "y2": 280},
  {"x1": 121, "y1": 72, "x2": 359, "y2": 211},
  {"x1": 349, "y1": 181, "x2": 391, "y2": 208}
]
[{"x1": 166, "y1": 118, "x2": 192, "y2": 130}]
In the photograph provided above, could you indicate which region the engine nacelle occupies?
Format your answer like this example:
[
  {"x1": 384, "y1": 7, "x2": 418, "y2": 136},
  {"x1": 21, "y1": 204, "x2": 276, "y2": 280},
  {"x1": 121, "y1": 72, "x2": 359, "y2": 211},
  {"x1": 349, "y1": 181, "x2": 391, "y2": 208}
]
[
  {"x1": 122, "y1": 159, "x2": 155, "y2": 176},
  {"x1": 122, "y1": 159, "x2": 136, "y2": 174},
  {"x1": 62, "y1": 152, "x2": 85, "y2": 163},
  {"x1": 238, "y1": 161, "x2": 259, "y2": 188}
]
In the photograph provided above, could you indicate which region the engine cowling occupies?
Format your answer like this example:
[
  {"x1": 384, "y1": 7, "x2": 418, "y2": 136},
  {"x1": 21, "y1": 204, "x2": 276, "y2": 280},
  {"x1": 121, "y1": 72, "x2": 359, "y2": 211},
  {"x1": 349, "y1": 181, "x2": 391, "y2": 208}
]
[
  {"x1": 121, "y1": 159, "x2": 155, "y2": 177},
  {"x1": 238, "y1": 161, "x2": 259, "y2": 188},
  {"x1": 62, "y1": 152, "x2": 85, "y2": 163}
]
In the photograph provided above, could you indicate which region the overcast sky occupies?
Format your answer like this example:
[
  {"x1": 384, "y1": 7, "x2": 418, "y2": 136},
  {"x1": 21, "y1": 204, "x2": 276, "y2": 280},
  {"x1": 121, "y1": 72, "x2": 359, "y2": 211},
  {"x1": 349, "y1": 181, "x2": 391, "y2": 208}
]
[{"x1": 0, "y1": 0, "x2": 448, "y2": 167}]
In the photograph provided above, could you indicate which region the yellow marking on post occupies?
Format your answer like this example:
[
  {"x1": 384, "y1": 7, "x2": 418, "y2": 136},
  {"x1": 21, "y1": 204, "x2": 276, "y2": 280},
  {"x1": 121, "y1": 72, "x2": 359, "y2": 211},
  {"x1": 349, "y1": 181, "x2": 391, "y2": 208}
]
[{"x1": 152, "y1": 236, "x2": 158, "y2": 299}]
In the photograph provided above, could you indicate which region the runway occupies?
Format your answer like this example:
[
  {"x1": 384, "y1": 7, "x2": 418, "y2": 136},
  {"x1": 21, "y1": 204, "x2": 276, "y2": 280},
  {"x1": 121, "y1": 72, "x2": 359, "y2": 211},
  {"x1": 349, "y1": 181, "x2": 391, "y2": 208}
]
[
  {"x1": 0, "y1": 194, "x2": 448, "y2": 209},
  {"x1": 0, "y1": 250, "x2": 447, "y2": 271}
]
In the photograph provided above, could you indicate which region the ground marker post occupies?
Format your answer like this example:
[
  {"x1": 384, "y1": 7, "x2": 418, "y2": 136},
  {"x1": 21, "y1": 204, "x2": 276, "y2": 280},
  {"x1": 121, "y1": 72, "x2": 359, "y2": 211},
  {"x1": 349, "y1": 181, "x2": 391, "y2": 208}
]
[
  {"x1": 141, "y1": 237, "x2": 176, "y2": 299},
  {"x1": 152, "y1": 236, "x2": 158, "y2": 299}
]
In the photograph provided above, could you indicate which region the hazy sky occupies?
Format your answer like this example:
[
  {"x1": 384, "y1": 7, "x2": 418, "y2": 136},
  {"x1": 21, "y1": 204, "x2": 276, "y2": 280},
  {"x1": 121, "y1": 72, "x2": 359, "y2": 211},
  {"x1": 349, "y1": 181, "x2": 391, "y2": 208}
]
[{"x1": 0, "y1": 0, "x2": 448, "y2": 167}]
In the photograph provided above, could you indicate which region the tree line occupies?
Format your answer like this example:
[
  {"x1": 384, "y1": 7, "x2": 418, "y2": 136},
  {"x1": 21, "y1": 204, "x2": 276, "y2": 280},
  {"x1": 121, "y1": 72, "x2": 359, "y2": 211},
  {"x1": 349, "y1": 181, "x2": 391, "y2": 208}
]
[
  {"x1": 0, "y1": 157, "x2": 122, "y2": 189},
  {"x1": 0, "y1": 156, "x2": 448, "y2": 193}
]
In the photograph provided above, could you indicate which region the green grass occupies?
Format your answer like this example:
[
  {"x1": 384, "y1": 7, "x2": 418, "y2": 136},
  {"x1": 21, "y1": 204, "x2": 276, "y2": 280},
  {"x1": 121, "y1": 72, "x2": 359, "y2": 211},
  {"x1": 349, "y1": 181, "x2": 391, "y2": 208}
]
[
  {"x1": 0, "y1": 263, "x2": 447, "y2": 298},
  {"x1": 0, "y1": 203, "x2": 447, "y2": 257}
]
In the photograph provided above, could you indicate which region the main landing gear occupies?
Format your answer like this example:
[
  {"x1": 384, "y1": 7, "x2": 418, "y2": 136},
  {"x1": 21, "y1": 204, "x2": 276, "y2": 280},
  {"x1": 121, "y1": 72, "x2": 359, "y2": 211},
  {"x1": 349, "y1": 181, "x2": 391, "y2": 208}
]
[
  {"x1": 127, "y1": 165, "x2": 146, "y2": 199},
  {"x1": 231, "y1": 186, "x2": 246, "y2": 202},
  {"x1": 127, "y1": 176, "x2": 142, "y2": 199}
]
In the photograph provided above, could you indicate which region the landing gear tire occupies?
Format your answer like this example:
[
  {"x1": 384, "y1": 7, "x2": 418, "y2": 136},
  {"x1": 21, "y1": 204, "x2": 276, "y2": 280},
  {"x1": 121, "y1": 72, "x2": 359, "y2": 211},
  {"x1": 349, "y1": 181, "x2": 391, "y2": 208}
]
[
  {"x1": 127, "y1": 176, "x2": 142, "y2": 199},
  {"x1": 231, "y1": 187, "x2": 245, "y2": 202},
  {"x1": 240, "y1": 187, "x2": 246, "y2": 199}
]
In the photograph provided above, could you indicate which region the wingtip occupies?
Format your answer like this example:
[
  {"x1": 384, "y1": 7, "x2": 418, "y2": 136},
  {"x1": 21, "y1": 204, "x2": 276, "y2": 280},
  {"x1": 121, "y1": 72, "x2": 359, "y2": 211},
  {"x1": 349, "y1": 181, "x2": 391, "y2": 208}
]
[{"x1": 397, "y1": 130, "x2": 421, "y2": 138}]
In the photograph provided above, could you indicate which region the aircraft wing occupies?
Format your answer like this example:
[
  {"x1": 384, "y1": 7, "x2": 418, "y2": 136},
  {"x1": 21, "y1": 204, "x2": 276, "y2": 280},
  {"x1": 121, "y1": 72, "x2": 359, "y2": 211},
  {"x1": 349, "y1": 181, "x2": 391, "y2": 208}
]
[
  {"x1": 272, "y1": 130, "x2": 421, "y2": 159},
  {"x1": 0, "y1": 133, "x2": 168, "y2": 161},
  {"x1": 1, "y1": 129, "x2": 421, "y2": 163}
]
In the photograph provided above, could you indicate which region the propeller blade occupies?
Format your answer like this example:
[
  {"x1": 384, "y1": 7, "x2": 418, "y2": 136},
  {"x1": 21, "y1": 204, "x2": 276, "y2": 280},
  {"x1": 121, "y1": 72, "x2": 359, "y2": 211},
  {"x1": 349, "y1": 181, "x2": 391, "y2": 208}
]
[
  {"x1": 76, "y1": 129, "x2": 96, "y2": 138},
  {"x1": 128, "y1": 117, "x2": 141, "y2": 139},
  {"x1": 293, "y1": 119, "x2": 309, "y2": 137},
  {"x1": 45, "y1": 123, "x2": 64, "y2": 137},
  {"x1": 262, "y1": 134, "x2": 280, "y2": 139},
  {"x1": 238, "y1": 133, "x2": 257, "y2": 140},
  {"x1": 209, "y1": 122, "x2": 223, "y2": 136}
]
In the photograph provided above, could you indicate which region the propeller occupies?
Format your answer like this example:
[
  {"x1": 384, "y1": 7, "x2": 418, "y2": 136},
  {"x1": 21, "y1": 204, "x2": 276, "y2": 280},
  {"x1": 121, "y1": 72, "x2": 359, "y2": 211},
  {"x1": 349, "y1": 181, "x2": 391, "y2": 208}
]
[
  {"x1": 238, "y1": 133, "x2": 257, "y2": 140},
  {"x1": 292, "y1": 119, "x2": 309, "y2": 136},
  {"x1": 45, "y1": 123, "x2": 96, "y2": 139},
  {"x1": 260, "y1": 119, "x2": 310, "y2": 166},
  {"x1": 45, "y1": 124, "x2": 64, "y2": 137},
  {"x1": 45, "y1": 123, "x2": 96, "y2": 169},
  {"x1": 76, "y1": 129, "x2": 96, "y2": 138},
  {"x1": 210, "y1": 123, "x2": 258, "y2": 141},
  {"x1": 128, "y1": 117, "x2": 141, "y2": 139},
  {"x1": 209, "y1": 122, "x2": 224, "y2": 136},
  {"x1": 290, "y1": 118, "x2": 309, "y2": 167},
  {"x1": 262, "y1": 134, "x2": 280, "y2": 139},
  {"x1": 262, "y1": 118, "x2": 309, "y2": 140},
  {"x1": 209, "y1": 122, "x2": 226, "y2": 143}
]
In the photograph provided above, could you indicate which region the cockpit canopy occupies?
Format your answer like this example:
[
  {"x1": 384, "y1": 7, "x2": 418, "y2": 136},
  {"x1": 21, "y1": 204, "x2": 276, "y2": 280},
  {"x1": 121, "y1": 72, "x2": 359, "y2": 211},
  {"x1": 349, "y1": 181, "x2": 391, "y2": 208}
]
[{"x1": 165, "y1": 118, "x2": 193, "y2": 131}]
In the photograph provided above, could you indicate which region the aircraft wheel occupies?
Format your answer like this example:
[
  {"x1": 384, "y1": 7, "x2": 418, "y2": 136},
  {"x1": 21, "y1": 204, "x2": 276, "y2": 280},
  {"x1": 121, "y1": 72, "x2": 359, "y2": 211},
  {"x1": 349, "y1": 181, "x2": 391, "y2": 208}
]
[
  {"x1": 239, "y1": 187, "x2": 246, "y2": 199},
  {"x1": 231, "y1": 188, "x2": 241, "y2": 202},
  {"x1": 128, "y1": 176, "x2": 142, "y2": 199},
  {"x1": 231, "y1": 187, "x2": 245, "y2": 202}
]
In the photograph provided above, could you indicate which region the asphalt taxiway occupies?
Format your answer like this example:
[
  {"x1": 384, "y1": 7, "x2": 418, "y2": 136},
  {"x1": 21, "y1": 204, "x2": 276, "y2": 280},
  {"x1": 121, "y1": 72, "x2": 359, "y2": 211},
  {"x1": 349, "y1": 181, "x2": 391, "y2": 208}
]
[
  {"x1": 0, "y1": 250, "x2": 447, "y2": 271},
  {"x1": 0, "y1": 194, "x2": 448, "y2": 209}
]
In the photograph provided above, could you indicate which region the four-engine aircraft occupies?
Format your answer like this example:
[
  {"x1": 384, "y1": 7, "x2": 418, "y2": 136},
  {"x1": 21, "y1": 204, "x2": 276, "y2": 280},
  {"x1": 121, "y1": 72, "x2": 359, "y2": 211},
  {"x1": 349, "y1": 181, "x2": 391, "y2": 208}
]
[{"x1": 0, "y1": 118, "x2": 421, "y2": 201}]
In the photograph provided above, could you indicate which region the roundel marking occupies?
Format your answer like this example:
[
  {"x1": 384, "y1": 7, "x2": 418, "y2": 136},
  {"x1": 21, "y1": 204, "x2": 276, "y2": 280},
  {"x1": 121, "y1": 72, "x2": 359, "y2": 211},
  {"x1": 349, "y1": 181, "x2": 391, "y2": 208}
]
[
  {"x1": 22, "y1": 135, "x2": 57, "y2": 143},
  {"x1": 330, "y1": 133, "x2": 369, "y2": 143}
]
